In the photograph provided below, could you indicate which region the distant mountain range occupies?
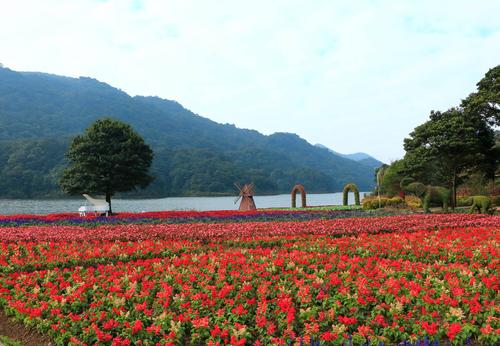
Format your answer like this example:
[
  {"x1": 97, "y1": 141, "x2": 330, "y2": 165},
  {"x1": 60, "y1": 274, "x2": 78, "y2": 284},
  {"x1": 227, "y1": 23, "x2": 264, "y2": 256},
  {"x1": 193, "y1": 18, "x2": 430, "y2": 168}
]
[
  {"x1": 0, "y1": 67, "x2": 383, "y2": 198},
  {"x1": 314, "y1": 144, "x2": 383, "y2": 170}
]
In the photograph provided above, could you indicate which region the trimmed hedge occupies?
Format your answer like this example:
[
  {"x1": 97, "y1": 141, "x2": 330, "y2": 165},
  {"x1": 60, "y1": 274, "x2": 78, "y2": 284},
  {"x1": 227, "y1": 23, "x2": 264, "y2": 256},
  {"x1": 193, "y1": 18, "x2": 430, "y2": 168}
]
[
  {"x1": 343, "y1": 183, "x2": 360, "y2": 206},
  {"x1": 401, "y1": 179, "x2": 450, "y2": 213},
  {"x1": 457, "y1": 197, "x2": 473, "y2": 207},
  {"x1": 362, "y1": 197, "x2": 405, "y2": 210},
  {"x1": 458, "y1": 195, "x2": 494, "y2": 214},
  {"x1": 405, "y1": 195, "x2": 422, "y2": 209},
  {"x1": 469, "y1": 196, "x2": 493, "y2": 214}
]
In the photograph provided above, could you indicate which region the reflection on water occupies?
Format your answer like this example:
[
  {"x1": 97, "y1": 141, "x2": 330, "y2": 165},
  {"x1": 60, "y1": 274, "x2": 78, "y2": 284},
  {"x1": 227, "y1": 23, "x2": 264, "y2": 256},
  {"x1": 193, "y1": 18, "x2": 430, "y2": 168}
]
[{"x1": 0, "y1": 192, "x2": 367, "y2": 215}]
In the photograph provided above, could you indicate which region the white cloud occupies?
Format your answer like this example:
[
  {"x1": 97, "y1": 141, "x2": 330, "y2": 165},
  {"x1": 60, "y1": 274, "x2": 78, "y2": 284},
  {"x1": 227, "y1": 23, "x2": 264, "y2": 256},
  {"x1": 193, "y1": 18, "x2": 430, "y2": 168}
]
[{"x1": 1, "y1": 0, "x2": 499, "y2": 162}]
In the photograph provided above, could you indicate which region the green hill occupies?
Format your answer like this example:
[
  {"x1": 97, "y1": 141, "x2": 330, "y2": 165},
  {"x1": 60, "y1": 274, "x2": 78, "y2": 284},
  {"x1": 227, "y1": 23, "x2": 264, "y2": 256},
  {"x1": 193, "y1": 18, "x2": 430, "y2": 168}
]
[{"x1": 0, "y1": 67, "x2": 379, "y2": 198}]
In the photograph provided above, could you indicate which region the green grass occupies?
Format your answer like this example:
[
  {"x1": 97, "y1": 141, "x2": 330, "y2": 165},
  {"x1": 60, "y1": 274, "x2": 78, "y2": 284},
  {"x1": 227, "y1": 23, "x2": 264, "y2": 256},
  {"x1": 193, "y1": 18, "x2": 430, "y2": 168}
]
[{"x1": 0, "y1": 335, "x2": 22, "y2": 346}]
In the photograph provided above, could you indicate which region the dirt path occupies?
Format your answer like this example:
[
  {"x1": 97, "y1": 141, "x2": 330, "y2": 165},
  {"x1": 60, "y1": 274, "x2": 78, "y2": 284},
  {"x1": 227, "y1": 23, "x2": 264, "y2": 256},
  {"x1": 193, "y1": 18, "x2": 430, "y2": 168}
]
[{"x1": 0, "y1": 309, "x2": 53, "y2": 345}]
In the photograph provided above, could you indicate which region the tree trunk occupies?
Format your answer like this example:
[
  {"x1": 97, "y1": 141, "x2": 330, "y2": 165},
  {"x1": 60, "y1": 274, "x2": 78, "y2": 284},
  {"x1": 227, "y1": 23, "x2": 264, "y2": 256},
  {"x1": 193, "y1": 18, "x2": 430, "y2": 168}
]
[
  {"x1": 451, "y1": 169, "x2": 457, "y2": 209},
  {"x1": 105, "y1": 193, "x2": 112, "y2": 215}
]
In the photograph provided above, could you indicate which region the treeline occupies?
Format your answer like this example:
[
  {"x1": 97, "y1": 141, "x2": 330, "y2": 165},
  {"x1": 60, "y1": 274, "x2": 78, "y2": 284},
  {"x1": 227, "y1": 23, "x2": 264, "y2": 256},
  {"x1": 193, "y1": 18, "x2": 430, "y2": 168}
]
[
  {"x1": 0, "y1": 137, "x2": 373, "y2": 198},
  {"x1": 377, "y1": 65, "x2": 499, "y2": 205},
  {"x1": 0, "y1": 140, "x2": 352, "y2": 198},
  {"x1": 0, "y1": 139, "x2": 68, "y2": 198}
]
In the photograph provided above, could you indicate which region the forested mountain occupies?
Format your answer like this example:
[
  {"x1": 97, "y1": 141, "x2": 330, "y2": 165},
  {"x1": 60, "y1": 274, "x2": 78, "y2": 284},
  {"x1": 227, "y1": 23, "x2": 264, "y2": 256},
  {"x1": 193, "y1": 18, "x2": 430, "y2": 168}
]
[{"x1": 0, "y1": 67, "x2": 380, "y2": 198}]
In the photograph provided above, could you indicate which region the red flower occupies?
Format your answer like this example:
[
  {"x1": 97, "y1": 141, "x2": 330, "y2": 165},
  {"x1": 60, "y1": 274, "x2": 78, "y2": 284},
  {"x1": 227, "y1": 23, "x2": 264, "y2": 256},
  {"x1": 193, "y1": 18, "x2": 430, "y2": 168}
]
[
  {"x1": 357, "y1": 325, "x2": 373, "y2": 337},
  {"x1": 321, "y1": 331, "x2": 337, "y2": 341},
  {"x1": 372, "y1": 314, "x2": 387, "y2": 327},
  {"x1": 231, "y1": 304, "x2": 248, "y2": 316},
  {"x1": 338, "y1": 315, "x2": 357, "y2": 325},
  {"x1": 146, "y1": 324, "x2": 161, "y2": 335},
  {"x1": 192, "y1": 316, "x2": 209, "y2": 328},
  {"x1": 210, "y1": 325, "x2": 221, "y2": 337},
  {"x1": 480, "y1": 324, "x2": 493, "y2": 334},
  {"x1": 131, "y1": 320, "x2": 143, "y2": 334},
  {"x1": 446, "y1": 323, "x2": 461, "y2": 340},
  {"x1": 421, "y1": 321, "x2": 438, "y2": 335}
]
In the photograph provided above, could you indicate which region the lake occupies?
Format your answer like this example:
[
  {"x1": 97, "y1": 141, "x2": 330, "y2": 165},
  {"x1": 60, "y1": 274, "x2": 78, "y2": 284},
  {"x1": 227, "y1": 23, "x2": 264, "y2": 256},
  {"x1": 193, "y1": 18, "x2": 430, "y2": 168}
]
[{"x1": 0, "y1": 192, "x2": 367, "y2": 215}]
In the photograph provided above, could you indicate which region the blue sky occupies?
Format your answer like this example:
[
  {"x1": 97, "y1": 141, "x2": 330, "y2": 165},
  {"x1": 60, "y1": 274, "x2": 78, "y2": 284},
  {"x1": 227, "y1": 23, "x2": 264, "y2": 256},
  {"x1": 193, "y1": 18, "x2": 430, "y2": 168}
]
[{"x1": 1, "y1": 0, "x2": 499, "y2": 162}]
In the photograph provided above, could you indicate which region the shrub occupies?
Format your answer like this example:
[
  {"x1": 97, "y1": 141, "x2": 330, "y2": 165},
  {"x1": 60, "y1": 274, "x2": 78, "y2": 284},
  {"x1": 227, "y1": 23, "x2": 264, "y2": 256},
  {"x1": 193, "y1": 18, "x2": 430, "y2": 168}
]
[
  {"x1": 388, "y1": 197, "x2": 404, "y2": 206},
  {"x1": 405, "y1": 195, "x2": 422, "y2": 208},
  {"x1": 490, "y1": 195, "x2": 500, "y2": 206},
  {"x1": 469, "y1": 196, "x2": 492, "y2": 214},
  {"x1": 361, "y1": 199, "x2": 376, "y2": 210},
  {"x1": 362, "y1": 197, "x2": 405, "y2": 210},
  {"x1": 457, "y1": 197, "x2": 473, "y2": 207}
]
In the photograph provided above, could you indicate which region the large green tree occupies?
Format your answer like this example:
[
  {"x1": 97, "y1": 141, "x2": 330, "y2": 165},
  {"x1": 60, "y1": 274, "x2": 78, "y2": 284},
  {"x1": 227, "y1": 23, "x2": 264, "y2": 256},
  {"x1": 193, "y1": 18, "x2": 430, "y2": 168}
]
[
  {"x1": 461, "y1": 65, "x2": 500, "y2": 126},
  {"x1": 378, "y1": 160, "x2": 406, "y2": 197},
  {"x1": 60, "y1": 118, "x2": 154, "y2": 213},
  {"x1": 403, "y1": 66, "x2": 499, "y2": 208},
  {"x1": 403, "y1": 108, "x2": 495, "y2": 207}
]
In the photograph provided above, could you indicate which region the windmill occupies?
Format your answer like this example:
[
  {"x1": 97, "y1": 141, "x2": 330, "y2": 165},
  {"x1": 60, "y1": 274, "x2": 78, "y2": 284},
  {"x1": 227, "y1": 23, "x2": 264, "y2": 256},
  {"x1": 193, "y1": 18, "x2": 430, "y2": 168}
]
[{"x1": 234, "y1": 183, "x2": 257, "y2": 211}]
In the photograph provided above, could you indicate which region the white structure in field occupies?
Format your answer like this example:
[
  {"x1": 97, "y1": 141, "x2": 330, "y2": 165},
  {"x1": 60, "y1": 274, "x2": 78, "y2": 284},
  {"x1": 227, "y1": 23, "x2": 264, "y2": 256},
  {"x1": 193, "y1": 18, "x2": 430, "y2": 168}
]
[{"x1": 78, "y1": 194, "x2": 109, "y2": 216}]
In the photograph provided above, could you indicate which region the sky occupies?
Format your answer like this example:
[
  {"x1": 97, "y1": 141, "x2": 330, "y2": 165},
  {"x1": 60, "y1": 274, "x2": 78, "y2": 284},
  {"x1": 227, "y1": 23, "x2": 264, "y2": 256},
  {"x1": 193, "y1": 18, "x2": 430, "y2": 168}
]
[{"x1": 1, "y1": 0, "x2": 499, "y2": 163}]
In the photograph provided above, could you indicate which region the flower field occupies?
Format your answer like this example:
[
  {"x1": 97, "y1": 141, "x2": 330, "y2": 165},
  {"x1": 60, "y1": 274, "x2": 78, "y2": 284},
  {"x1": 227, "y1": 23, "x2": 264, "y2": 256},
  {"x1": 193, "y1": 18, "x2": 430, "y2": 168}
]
[
  {"x1": 0, "y1": 208, "x2": 379, "y2": 227},
  {"x1": 0, "y1": 212, "x2": 498, "y2": 345}
]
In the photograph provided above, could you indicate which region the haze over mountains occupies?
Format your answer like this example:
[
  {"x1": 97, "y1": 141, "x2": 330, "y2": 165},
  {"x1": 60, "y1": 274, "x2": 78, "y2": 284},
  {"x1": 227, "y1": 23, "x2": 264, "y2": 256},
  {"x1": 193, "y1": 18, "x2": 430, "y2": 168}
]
[
  {"x1": 314, "y1": 144, "x2": 383, "y2": 171},
  {"x1": 0, "y1": 67, "x2": 382, "y2": 198}
]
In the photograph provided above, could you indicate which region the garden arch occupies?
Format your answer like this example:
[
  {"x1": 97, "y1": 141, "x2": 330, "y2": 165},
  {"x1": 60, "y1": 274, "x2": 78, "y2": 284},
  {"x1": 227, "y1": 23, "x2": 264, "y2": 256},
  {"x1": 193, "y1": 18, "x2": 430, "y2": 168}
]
[
  {"x1": 342, "y1": 183, "x2": 360, "y2": 206},
  {"x1": 291, "y1": 184, "x2": 307, "y2": 208}
]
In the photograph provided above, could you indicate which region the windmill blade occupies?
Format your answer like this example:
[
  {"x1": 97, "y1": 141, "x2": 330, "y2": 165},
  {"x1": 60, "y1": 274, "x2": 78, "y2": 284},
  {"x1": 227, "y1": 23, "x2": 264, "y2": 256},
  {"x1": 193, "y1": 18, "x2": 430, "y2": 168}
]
[
  {"x1": 234, "y1": 182, "x2": 242, "y2": 192},
  {"x1": 241, "y1": 183, "x2": 254, "y2": 196},
  {"x1": 234, "y1": 182, "x2": 242, "y2": 204}
]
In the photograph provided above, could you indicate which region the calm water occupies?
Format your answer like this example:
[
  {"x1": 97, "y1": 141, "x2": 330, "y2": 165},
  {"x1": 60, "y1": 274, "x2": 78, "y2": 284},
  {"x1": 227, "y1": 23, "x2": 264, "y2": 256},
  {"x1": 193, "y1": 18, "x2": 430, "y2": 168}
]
[{"x1": 0, "y1": 192, "x2": 367, "y2": 215}]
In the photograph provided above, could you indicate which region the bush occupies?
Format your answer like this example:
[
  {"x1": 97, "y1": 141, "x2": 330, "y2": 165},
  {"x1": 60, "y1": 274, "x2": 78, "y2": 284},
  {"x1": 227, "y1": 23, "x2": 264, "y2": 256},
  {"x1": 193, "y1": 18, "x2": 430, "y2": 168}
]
[
  {"x1": 362, "y1": 197, "x2": 405, "y2": 210},
  {"x1": 490, "y1": 195, "x2": 500, "y2": 206},
  {"x1": 457, "y1": 197, "x2": 473, "y2": 207},
  {"x1": 457, "y1": 196, "x2": 495, "y2": 212},
  {"x1": 469, "y1": 195, "x2": 492, "y2": 214},
  {"x1": 405, "y1": 195, "x2": 422, "y2": 208}
]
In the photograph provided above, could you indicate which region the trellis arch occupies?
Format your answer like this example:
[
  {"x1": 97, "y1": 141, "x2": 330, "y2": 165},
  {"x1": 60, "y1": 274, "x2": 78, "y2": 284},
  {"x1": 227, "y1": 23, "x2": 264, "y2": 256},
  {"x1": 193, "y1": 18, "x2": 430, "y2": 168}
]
[
  {"x1": 291, "y1": 184, "x2": 307, "y2": 208},
  {"x1": 342, "y1": 183, "x2": 360, "y2": 206}
]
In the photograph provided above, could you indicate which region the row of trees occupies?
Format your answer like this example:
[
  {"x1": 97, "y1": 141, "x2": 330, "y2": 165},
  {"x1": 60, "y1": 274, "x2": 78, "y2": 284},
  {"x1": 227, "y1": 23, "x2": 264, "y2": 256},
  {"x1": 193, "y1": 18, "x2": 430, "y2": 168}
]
[{"x1": 378, "y1": 65, "x2": 499, "y2": 206}]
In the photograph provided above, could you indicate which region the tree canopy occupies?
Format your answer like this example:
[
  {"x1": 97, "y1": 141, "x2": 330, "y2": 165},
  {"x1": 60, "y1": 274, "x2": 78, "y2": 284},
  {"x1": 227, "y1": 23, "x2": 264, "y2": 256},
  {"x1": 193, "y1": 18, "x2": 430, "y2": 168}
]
[
  {"x1": 461, "y1": 65, "x2": 500, "y2": 126},
  {"x1": 396, "y1": 65, "x2": 499, "y2": 206},
  {"x1": 403, "y1": 108, "x2": 495, "y2": 206},
  {"x1": 378, "y1": 160, "x2": 405, "y2": 197},
  {"x1": 60, "y1": 118, "x2": 154, "y2": 212}
]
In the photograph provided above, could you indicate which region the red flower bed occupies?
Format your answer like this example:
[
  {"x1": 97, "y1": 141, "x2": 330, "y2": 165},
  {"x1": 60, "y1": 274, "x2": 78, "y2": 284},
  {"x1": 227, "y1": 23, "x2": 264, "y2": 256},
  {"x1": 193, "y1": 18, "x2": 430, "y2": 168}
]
[
  {"x1": 0, "y1": 214, "x2": 496, "y2": 242},
  {"x1": 0, "y1": 214, "x2": 498, "y2": 345},
  {"x1": 0, "y1": 209, "x2": 322, "y2": 222},
  {"x1": 0, "y1": 239, "x2": 197, "y2": 273}
]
